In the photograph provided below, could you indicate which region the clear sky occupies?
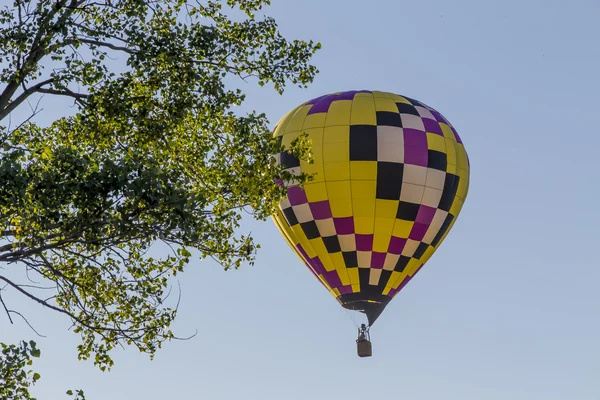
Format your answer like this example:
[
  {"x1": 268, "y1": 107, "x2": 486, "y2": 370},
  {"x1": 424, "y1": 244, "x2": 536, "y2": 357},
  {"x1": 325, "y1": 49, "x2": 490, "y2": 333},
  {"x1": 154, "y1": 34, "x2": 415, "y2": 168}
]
[{"x1": 3, "y1": 0, "x2": 600, "y2": 399}]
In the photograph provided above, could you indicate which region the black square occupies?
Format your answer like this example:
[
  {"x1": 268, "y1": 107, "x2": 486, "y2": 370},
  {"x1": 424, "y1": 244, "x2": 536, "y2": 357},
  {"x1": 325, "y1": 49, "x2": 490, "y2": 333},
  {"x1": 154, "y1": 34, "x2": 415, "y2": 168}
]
[
  {"x1": 431, "y1": 214, "x2": 455, "y2": 247},
  {"x1": 403, "y1": 96, "x2": 425, "y2": 108},
  {"x1": 300, "y1": 220, "x2": 320, "y2": 239},
  {"x1": 350, "y1": 125, "x2": 378, "y2": 161},
  {"x1": 282, "y1": 207, "x2": 298, "y2": 226},
  {"x1": 280, "y1": 151, "x2": 300, "y2": 169},
  {"x1": 413, "y1": 242, "x2": 429, "y2": 259},
  {"x1": 396, "y1": 201, "x2": 420, "y2": 221},
  {"x1": 358, "y1": 268, "x2": 371, "y2": 287},
  {"x1": 323, "y1": 236, "x2": 341, "y2": 253},
  {"x1": 438, "y1": 174, "x2": 458, "y2": 211},
  {"x1": 396, "y1": 102, "x2": 419, "y2": 116},
  {"x1": 342, "y1": 252, "x2": 358, "y2": 268},
  {"x1": 376, "y1": 162, "x2": 404, "y2": 200},
  {"x1": 394, "y1": 256, "x2": 411, "y2": 272},
  {"x1": 376, "y1": 270, "x2": 393, "y2": 291},
  {"x1": 376, "y1": 111, "x2": 402, "y2": 127},
  {"x1": 428, "y1": 150, "x2": 447, "y2": 171}
]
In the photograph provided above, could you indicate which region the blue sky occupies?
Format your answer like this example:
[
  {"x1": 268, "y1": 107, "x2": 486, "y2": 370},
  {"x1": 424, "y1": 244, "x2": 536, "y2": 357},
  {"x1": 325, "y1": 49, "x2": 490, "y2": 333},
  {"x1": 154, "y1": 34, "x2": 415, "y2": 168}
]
[{"x1": 3, "y1": 0, "x2": 600, "y2": 399}]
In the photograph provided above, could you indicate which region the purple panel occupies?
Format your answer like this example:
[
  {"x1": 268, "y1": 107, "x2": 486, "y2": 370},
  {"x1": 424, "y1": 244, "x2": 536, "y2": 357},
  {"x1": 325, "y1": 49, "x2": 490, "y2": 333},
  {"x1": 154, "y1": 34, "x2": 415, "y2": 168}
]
[
  {"x1": 323, "y1": 269, "x2": 342, "y2": 288},
  {"x1": 304, "y1": 94, "x2": 327, "y2": 105},
  {"x1": 287, "y1": 186, "x2": 308, "y2": 206},
  {"x1": 415, "y1": 205, "x2": 436, "y2": 225},
  {"x1": 404, "y1": 128, "x2": 429, "y2": 167},
  {"x1": 423, "y1": 118, "x2": 443, "y2": 135},
  {"x1": 307, "y1": 97, "x2": 336, "y2": 115},
  {"x1": 430, "y1": 109, "x2": 449, "y2": 125},
  {"x1": 371, "y1": 252, "x2": 386, "y2": 269},
  {"x1": 309, "y1": 200, "x2": 332, "y2": 220},
  {"x1": 305, "y1": 90, "x2": 373, "y2": 115},
  {"x1": 356, "y1": 234, "x2": 374, "y2": 251},
  {"x1": 334, "y1": 217, "x2": 354, "y2": 234},
  {"x1": 388, "y1": 236, "x2": 407, "y2": 254},
  {"x1": 338, "y1": 285, "x2": 353, "y2": 295},
  {"x1": 452, "y1": 126, "x2": 463, "y2": 144},
  {"x1": 409, "y1": 222, "x2": 429, "y2": 241}
]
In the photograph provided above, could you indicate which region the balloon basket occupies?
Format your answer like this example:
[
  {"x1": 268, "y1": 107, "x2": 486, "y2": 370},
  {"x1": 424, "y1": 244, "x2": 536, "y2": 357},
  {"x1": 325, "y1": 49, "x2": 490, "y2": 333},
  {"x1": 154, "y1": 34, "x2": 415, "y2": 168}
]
[{"x1": 356, "y1": 338, "x2": 372, "y2": 357}]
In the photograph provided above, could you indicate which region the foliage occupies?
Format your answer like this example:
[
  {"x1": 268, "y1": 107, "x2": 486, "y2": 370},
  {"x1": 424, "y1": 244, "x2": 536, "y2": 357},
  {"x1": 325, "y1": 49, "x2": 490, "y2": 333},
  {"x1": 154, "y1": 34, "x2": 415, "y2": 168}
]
[
  {"x1": 0, "y1": 0, "x2": 320, "y2": 377},
  {"x1": 0, "y1": 340, "x2": 86, "y2": 400}
]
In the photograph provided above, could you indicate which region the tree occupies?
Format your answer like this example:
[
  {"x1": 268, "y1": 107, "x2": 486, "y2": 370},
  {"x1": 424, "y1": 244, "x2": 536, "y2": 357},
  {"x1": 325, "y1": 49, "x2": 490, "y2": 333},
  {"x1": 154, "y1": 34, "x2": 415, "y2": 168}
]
[{"x1": 0, "y1": 0, "x2": 319, "y2": 377}]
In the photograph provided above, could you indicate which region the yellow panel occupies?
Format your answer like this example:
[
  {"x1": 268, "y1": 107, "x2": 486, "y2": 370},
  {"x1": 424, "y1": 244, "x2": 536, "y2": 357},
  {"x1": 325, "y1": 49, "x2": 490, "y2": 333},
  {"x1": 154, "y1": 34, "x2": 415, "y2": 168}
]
[
  {"x1": 281, "y1": 131, "x2": 300, "y2": 147},
  {"x1": 321, "y1": 254, "x2": 336, "y2": 272},
  {"x1": 301, "y1": 161, "x2": 325, "y2": 183},
  {"x1": 323, "y1": 125, "x2": 350, "y2": 143},
  {"x1": 450, "y1": 196, "x2": 464, "y2": 217},
  {"x1": 304, "y1": 182, "x2": 328, "y2": 202},
  {"x1": 406, "y1": 258, "x2": 422, "y2": 276},
  {"x1": 309, "y1": 238, "x2": 328, "y2": 258},
  {"x1": 329, "y1": 198, "x2": 353, "y2": 217},
  {"x1": 352, "y1": 197, "x2": 375, "y2": 217},
  {"x1": 273, "y1": 108, "x2": 297, "y2": 137},
  {"x1": 354, "y1": 216, "x2": 375, "y2": 234},
  {"x1": 352, "y1": 284, "x2": 361, "y2": 293},
  {"x1": 351, "y1": 180, "x2": 376, "y2": 199},
  {"x1": 372, "y1": 90, "x2": 393, "y2": 98},
  {"x1": 426, "y1": 132, "x2": 447, "y2": 153},
  {"x1": 332, "y1": 288, "x2": 341, "y2": 296},
  {"x1": 374, "y1": 97, "x2": 398, "y2": 112},
  {"x1": 324, "y1": 162, "x2": 350, "y2": 181},
  {"x1": 324, "y1": 100, "x2": 352, "y2": 127},
  {"x1": 348, "y1": 268, "x2": 359, "y2": 285},
  {"x1": 446, "y1": 162, "x2": 458, "y2": 175},
  {"x1": 373, "y1": 218, "x2": 394, "y2": 252},
  {"x1": 375, "y1": 199, "x2": 398, "y2": 218},
  {"x1": 383, "y1": 287, "x2": 391, "y2": 295},
  {"x1": 392, "y1": 219, "x2": 414, "y2": 238},
  {"x1": 303, "y1": 113, "x2": 327, "y2": 129},
  {"x1": 292, "y1": 225, "x2": 316, "y2": 258},
  {"x1": 285, "y1": 105, "x2": 312, "y2": 133},
  {"x1": 350, "y1": 161, "x2": 377, "y2": 180},
  {"x1": 390, "y1": 94, "x2": 411, "y2": 104},
  {"x1": 326, "y1": 180, "x2": 351, "y2": 199},
  {"x1": 456, "y1": 145, "x2": 468, "y2": 169},
  {"x1": 387, "y1": 271, "x2": 404, "y2": 289},
  {"x1": 445, "y1": 138, "x2": 457, "y2": 166},
  {"x1": 440, "y1": 123, "x2": 456, "y2": 140},
  {"x1": 354, "y1": 92, "x2": 373, "y2": 99},
  {"x1": 330, "y1": 253, "x2": 351, "y2": 286},
  {"x1": 323, "y1": 142, "x2": 349, "y2": 163},
  {"x1": 350, "y1": 97, "x2": 377, "y2": 125},
  {"x1": 420, "y1": 245, "x2": 436, "y2": 263}
]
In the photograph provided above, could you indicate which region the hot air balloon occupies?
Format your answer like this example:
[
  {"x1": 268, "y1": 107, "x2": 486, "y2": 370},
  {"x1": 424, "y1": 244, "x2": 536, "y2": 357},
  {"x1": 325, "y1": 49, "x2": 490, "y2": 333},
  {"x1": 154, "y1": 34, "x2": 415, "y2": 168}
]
[{"x1": 271, "y1": 90, "x2": 470, "y2": 357}]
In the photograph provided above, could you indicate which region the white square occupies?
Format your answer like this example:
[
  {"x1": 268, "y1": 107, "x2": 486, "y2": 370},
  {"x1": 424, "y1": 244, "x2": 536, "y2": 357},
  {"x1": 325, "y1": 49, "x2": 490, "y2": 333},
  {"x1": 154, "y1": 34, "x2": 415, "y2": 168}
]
[
  {"x1": 369, "y1": 268, "x2": 382, "y2": 285},
  {"x1": 383, "y1": 253, "x2": 400, "y2": 271},
  {"x1": 292, "y1": 203, "x2": 313, "y2": 223},
  {"x1": 421, "y1": 187, "x2": 443, "y2": 208},
  {"x1": 280, "y1": 196, "x2": 291, "y2": 209},
  {"x1": 338, "y1": 234, "x2": 356, "y2": 252},
  {"x1": 357, "y1": 251, "x2": 372, "y2": 268},
  {"x1": 400, "y1": 114, "x2": 425, "y2": 131},
  {"x1": 377, "y1": 126, "x2": 404, "y2": 145},
  {"x1": 425, "y1": 169, "x2": 446, "y2": 191},
  {"x1": 422, "y1": 209, "x2": 449, "y2": 244},
  {"x1": 403, "y1": 164, "x2": 427, "y2": 185},
  {"x1": 400, "y1": 182, "x2": 425, "y2": 204},
  {"x1": 401, "y1": 239, "x2": 420, "y2": 257},
  {"x1": 416, "y1": 106, "x2": 435, "y2": 120},
  {"x1": 377, "y1": 143, "x2": 404, "y2": 163},
  {"x1": 316, "y1": 218, "x2": 336, "y2": 237}
]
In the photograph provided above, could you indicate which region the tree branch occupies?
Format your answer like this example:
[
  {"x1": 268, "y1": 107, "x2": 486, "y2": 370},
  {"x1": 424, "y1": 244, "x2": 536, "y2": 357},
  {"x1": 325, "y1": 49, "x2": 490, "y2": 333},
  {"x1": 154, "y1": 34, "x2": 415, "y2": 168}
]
[{"x1": 0, "y1": 78, "x2": 55, "y2": 121}]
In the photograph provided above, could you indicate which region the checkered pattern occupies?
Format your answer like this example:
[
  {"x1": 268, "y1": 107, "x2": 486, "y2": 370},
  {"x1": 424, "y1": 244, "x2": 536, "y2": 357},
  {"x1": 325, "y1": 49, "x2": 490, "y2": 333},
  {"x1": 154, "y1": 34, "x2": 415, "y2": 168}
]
[{"x1": 271, "y1": 90, "x2": 470, "y2": 318}]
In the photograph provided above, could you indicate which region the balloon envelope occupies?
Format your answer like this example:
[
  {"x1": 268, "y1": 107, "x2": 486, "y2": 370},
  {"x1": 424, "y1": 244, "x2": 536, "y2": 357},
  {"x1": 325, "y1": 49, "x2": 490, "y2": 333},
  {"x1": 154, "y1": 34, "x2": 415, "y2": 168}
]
[{"x1": 271, "y1": 90, "x2": 470, "y2": 325}]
